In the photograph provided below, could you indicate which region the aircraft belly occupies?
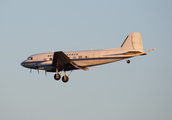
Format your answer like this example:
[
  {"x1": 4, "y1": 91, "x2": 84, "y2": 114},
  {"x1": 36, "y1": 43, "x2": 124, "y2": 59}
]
[
  {"x1": 74, "y1": 60, "x2": 94, "y2": 66},
  {"x1": 38, "y1": 61, "x2": 53, "y2": 70},
  {"x1": 74, "y1": 58, "x2": 122, "y2": 67},
  {"x1": 94, "y1": 59, "x2": 121, "y2": 66}
]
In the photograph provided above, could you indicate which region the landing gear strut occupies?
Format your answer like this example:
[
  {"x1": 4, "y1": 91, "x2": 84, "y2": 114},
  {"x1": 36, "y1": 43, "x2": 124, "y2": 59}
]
[{"x1": 61, "y1": 71, "x2": 68, "y2": 82}]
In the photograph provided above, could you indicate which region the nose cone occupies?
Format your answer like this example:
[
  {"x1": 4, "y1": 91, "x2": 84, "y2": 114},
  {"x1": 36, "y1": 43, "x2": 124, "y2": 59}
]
[
  {"x1": 21, "y1": 61, "x2": 27, "y2": 67},
  {"x1": 21, "y1": 60, "x2": 37, "y2": 69}
]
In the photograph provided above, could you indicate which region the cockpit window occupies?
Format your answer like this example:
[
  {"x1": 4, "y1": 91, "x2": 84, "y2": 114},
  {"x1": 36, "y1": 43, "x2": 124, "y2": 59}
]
[{"x1": 27, "y1": 57, "x2": 33, "y2": 60}]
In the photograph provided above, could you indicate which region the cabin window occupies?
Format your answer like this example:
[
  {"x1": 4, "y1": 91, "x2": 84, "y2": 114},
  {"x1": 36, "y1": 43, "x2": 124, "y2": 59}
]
[
  {"x1": 79, "y1": 56, "x2": 82, "y2": 59},
  {"x1": 85, "y1": 56, "x2": 87, "y2": 58},
  {"x1": 49, "y1": 58, "x2": 52, "y2": 61}
]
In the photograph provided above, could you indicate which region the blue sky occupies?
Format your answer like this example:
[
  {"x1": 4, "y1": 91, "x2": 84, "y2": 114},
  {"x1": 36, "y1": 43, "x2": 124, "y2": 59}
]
[{"x1": 0, "y1": 0, "x2": 172, "y2": 120}]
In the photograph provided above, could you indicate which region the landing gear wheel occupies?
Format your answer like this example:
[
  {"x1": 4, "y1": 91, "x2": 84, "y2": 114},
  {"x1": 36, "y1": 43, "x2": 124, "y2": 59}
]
[
  {"x1": 127, "y1": 60, "x2": 130, "y2": 64},
  {"x1": 62, "y1": 76, "x2": 69, "y2": 83},
  {"x1": 54, "y1": 74, "x2": 61, "y2": 80}
]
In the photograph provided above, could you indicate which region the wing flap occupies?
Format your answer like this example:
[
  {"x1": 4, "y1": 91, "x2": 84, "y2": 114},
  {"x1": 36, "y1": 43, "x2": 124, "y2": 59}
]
[{"x1": 70, "y1": 61, "x2": 89, "y2": 71}]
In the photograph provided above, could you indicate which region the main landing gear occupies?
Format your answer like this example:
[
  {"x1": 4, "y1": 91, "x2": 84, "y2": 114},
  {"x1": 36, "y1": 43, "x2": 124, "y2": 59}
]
[{"x1": 54, "y1": 69, "x2": 72, "y2": 83}]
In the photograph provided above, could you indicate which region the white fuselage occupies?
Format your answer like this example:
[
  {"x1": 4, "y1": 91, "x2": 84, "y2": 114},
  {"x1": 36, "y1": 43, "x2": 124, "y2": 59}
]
[
  {"x1": 21, "y1": 47, "x2": 135, "y2": 72},
  {"x1": 20, "y1": 32, "x2": 155, "y2": 82}
]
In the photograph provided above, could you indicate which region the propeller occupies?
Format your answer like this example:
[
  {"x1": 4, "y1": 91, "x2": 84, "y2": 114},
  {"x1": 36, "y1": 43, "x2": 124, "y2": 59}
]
[
  {"x1": 45, "y1": 71, "x2": 47, "y2": 76},
  {"x1": 35, "y1": 64, "x2": 39, "y2": 74}
]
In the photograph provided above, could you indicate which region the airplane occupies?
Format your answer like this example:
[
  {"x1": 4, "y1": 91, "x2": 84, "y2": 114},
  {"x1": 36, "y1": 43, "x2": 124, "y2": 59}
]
[{"x1": 21, "y1": 32, "x2": 155, "y2": 83}]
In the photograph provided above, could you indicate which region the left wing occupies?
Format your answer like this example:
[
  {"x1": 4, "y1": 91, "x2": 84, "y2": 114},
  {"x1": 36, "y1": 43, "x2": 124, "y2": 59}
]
[{"x1": 52, "y1": 51, "x2": 89, "y2": 71}]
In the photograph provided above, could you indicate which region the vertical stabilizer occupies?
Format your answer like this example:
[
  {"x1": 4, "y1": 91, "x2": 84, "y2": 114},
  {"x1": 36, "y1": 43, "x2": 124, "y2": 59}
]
[{"x1": 121, "y1": 32, "x2": 143, "y2": 51}]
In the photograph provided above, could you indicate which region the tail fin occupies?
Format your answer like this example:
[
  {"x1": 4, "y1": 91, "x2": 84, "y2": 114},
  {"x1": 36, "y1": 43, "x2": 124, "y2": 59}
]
[{"x1": 121, "y1": 32, "x2": 143, "y2": 51}]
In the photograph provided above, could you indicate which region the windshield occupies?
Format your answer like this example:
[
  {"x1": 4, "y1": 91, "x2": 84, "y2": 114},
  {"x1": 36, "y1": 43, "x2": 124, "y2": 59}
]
[{"x1": 27, "y1": 57, "x2": 33, "y2": 60}]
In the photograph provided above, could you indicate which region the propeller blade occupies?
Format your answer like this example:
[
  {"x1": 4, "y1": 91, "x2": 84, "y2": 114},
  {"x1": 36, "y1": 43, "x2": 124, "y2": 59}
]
[
  {"x1": 35, "y1": 64, "x2": 39, "y2": 74},
  {"x1": 45, "y1": 71, "x2": 47, "y2": 76}
]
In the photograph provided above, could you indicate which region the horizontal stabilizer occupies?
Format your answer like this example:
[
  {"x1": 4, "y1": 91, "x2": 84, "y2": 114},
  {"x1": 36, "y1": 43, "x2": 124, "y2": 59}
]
[
  {"x1": 122, "y1": 48, "x2": 156, "y2": 57},
  {"x1": 144, "y1": 48, "x2": 156, "y2": 53}
]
